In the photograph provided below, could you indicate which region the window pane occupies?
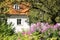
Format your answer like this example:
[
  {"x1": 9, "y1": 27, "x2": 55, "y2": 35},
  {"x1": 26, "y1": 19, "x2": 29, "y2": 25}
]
[{"x1": 17, "y1": 19, "x2": 21, "y2": 25}]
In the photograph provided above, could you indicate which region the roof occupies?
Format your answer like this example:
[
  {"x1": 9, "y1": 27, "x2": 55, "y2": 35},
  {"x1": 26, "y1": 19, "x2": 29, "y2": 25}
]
[{"x1": 7, "y1": 2, "x2": 30, "y2": 16}]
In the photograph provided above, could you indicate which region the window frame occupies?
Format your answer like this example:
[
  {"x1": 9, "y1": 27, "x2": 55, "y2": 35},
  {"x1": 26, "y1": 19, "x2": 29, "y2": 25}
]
[
  {"x1": 17, "y1": 19, "x2": 21, "y2": 25},
  {"x1": 13, "y1": 4, "x2": 20, "y2": 10}
]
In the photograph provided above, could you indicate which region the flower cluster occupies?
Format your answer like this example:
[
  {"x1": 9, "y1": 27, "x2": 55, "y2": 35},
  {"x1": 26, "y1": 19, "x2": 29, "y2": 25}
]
[
  {"x1": 22, "y1": 22, "x2": 60, "y2": 35},
  {"x1": 31, "y1": 22, "x2": 60, "y2": 32},
  {"x1": 19, "y1": 22, "x2": 60, "y2": 40}
]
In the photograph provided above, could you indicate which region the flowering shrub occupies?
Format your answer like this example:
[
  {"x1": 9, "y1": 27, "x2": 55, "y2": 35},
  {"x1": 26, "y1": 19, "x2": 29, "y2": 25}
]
[
  {"x1": 30, "y1": 22, "x2": 60, "y2": 33},
  {"x1": 1, "y1": 22, "x2": 60, "y2": 40},
  {"x1": 19, "y1": 22, "x2": 60, "y2": 40}
]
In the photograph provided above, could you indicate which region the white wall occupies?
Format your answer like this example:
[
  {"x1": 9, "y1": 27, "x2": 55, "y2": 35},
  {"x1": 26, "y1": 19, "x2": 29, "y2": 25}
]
[{"x1": 7, "y1": 17, "x2": 30, "y2": 33}]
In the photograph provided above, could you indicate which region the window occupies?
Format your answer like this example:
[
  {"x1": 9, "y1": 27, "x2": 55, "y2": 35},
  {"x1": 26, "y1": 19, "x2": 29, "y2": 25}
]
[
  {"x1": 17, "y1": 19, "x2": 21, "y2": 25},
  {"x1": 13, "y1": 4, "x2": 20, "y2": 10}
]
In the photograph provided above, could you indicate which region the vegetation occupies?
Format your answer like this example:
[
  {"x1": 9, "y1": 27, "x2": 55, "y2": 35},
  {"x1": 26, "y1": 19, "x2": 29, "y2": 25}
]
[
  {"x1": 0, "y1": 0, "x2": 60, "y2": 40},
  {"x1": 16, "y1": 22, "x2": 60, "y2": 40},
  {"x1": 0, "y1": 14, "x2": 14, "y2": 37},
  {"x1": 28, "y1": 0, "x2": 60, "y2": 24},
  {"x1": 0, "y1": 22, "x2": 60, "y2": 40}
]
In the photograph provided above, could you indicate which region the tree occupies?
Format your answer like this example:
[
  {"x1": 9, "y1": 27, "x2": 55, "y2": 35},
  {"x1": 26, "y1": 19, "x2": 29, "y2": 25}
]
[{"x1": 26, "y1": 0, "x2": 60, "y2": 24}]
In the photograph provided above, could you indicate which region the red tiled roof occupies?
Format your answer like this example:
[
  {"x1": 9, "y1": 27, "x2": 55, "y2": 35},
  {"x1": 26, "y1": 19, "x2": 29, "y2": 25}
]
[{"x1": 7, "y1": 2, "x2": 30, "y2": 15}]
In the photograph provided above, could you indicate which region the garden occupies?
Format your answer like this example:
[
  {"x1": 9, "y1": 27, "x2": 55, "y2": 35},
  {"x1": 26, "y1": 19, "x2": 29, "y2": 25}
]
[
  {"x1": 0, "y1": 21, "x2": 60, "y2": 40},
  {"x1": 0, "y1": 0, "x2": 60, "y2": 40}
]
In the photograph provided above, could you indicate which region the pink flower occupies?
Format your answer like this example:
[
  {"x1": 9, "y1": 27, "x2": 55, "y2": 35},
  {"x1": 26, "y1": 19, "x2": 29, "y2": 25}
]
[
  {"x1": 41, "y1": 26, "x2": 49, "y2": 33},
  {"x1": 45, "y1": 23, "x2": 49, "y2": 27},
  {"x1": 36, "y1": 22, "x2": 41, "y2": 27},
  {"x1": 41, "y1": 23, "x2": 46, "y2": 27},
  {"x1": 31, "y1": 23, "x2": 37, "y2": 27},
  {"x1": 30, "y1": 26, "x2": 35, "y2": 32},
  {"x1": 30, "y1": 24, "x2": 37, "y2": 32},
  {"x1": 53, "y1": 24, "x2": 59, "y2": 29},
  {"x1": 57, "y1": 23, "x2": 60, "y2": 26},
  {"x1": 26, "y1": 31, "x2": 32, "y2": 35}
]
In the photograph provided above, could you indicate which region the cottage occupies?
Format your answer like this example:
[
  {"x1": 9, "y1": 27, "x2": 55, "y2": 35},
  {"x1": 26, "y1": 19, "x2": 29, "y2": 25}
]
[{"x1": 6, "y1": 2, "x2": 30, "y2": 33}]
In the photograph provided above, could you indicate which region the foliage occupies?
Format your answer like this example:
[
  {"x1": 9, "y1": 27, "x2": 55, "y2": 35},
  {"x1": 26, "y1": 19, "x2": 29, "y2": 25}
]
[
  {"x1": 0, "y1": 22, "x2": 14, "y2": 36},
  {"x1": 0, "y1": 34, "x2": 17, "y2": 40},
  {"x1": 0, "y1": 14, "x2": 14, "y2": 36},
  {"x1": 28, "y1": 0, "x2": 60, "y2": 24},
  {"x1": 0, "y1": 0, "x2": 60, "y2": 40},
  {"x1": 0, "y1": 14, "x2": 15, "y2": 40},
  {"x1": 29, "y1": 9, "x2": 40, "y2": 24},
  {"x1": 0, "y1": 22, "x2": 60, "y2": 40}
]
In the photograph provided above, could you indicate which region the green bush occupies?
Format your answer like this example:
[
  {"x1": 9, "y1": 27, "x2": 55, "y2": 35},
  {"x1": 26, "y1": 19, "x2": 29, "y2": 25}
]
[
  {"x1": 0, "y1": 34, "x2": 17, "y2": 40},
  {"x1": 0, "y1": 21, "x2": 14, "y2": 36},
  {"x1": 0, "y1": 14, "x2": 14, "y2": 36}
]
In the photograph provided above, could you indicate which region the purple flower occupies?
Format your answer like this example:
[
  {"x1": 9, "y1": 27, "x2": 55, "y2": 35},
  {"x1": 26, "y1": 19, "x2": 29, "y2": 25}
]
[
  {"x1": 41, "y1": 26, "x2": 49, "y2": 33},
  {"x1": 30, "y1": 27, "x2": 35, "y2": 32},
  {"x1": 41, "y1": 29, "x2": 46, "y2": 33},
  {"x1": 53, "y1": 24, "x2": 59, "y2": 29},
  {"x1": 54, "y1": 23, "x2": 60, "y2": 30},
  {"x1": 25, "y1": 31, "x2": 32, "y2": 35},
  {"x1": 30, "y1": 24, "x2": 36, "y2": 32},
  {"x1": 31, "y1": 23, "x2": 37, "y2": 27},
  {"x1": 57, "y1": 23, "x2": 60, "y2": 26},
  {"x1": 44, "y1": 23, "x2": 51, "y2": 29},
  {"x1": 36, "y1": 22, "x2": 41, "y2": 27},
  {"x1": 45, "y1": 23, "x2": 49, "y2": 27},
  {"x1": 45, "y1": 23, "x2": 49, "y2": 25},
  {"x1": 41, "y1": 23, "x2": 46, "y2": 27}
]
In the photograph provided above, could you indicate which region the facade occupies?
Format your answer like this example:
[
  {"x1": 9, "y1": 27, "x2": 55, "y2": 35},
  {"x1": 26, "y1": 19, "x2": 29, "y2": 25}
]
[
  {"x1": 7, "y1": 15, "x2": 30, "y2": 32},
  {"x1": 7, "y1": 2, "x2": 30, "y2": 32}
]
